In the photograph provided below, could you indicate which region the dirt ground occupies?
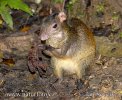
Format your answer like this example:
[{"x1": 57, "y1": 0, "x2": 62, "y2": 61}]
[{"x1": 0, "y1": 0, "x2": 122, "y2": 100}]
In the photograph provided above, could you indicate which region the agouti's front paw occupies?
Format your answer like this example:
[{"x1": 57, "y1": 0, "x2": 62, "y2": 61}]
[
  {"x1": 42, "y1": 45, "x2": 56, "y2": 57},
  {"x1": 45, "y1": 45, "x2": 56, "y2": 51}
]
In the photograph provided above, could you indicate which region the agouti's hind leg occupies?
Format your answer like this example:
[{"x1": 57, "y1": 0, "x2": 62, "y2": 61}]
[
  {"x1": 54, "y1": 67, "x2": 63, "y2": 83},
  {"x1": 75, "y1": 66, "x2": 89, "y2": 90},
  {"x1": 76, "y1": 69, "x2": 83, "y2": 79},
  {"x1": 76, "y1": 69, "x2": 85, "y2": 90}
]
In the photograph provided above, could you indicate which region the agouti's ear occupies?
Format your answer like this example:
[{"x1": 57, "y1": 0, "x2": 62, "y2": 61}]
[{"x1": 58, "y1": 12, "x2": 67, "y2": 23}]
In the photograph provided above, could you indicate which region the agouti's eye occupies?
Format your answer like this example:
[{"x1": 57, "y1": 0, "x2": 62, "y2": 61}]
[{"x1": 53, "y1": 23, "x2": 57, "y2": 28}]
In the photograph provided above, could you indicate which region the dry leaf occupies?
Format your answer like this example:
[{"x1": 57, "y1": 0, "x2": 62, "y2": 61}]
[
  {"x1": 0, "y1": 58, "x2": 15, "y2": 67},
  {"x1": 0, "y1": 16, "x2": 3, "y2": 25},
  {"x1": 0, "y1": 52, "x2": 3, "y2": 58},
  {"x1": 0, "y1": 19, "x2": 3, "y2": 25},
  {"x1": 20, "y1": 26, "x2": 31, "y2": 32}
]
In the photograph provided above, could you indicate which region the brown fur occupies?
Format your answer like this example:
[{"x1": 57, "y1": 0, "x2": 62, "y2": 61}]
[{"x1": 40, "y1": 13, "x2": 96, "y2": 79}]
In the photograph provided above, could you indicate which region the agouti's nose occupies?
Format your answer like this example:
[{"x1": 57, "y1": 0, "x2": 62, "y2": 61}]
[{"x1": 40, "y1": 33, "x2": 49, "y2": 41}]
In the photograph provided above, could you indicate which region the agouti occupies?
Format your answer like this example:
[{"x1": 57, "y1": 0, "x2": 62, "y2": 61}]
[{"x1": 40, "y1": 12, "x2": 96, "y2": 81}]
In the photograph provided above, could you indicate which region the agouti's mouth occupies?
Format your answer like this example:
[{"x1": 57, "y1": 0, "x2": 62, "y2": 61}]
[{"x1": 41, "y1": 40, "x2": 46, "y2": 44}]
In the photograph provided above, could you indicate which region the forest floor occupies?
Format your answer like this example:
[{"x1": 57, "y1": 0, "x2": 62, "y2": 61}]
[{"x1": 0, "y1": 0, "x2": 122, "y2": 100}]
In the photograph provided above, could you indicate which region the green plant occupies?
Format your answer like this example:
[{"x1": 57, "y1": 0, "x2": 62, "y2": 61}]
[
  {"x1": 119, "y1": 32, "x2": 122, "y2": 38},
  {"x1": 112, "y1": 12, "x2": 120, "y2": 20},
  {"x1": 52, "y1": 0, "x2": 77, "y2": 12},
  {"x1": 0, "y1": 0, "x2": 32, "y2": 29},
  {"x1": 66, "y1": 0, "x2": 77, "y2": 12},
  {"x1": 96, "y1": 3, "x2": 104, "y2": 13},
  {"x1": 52, "y1": 0, "x2": 63, "y2": 3}
]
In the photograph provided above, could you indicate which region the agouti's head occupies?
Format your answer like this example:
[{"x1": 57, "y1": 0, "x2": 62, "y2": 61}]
[{"x1": 40, "y1": 12, "x2": 67, "y2": 41}]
